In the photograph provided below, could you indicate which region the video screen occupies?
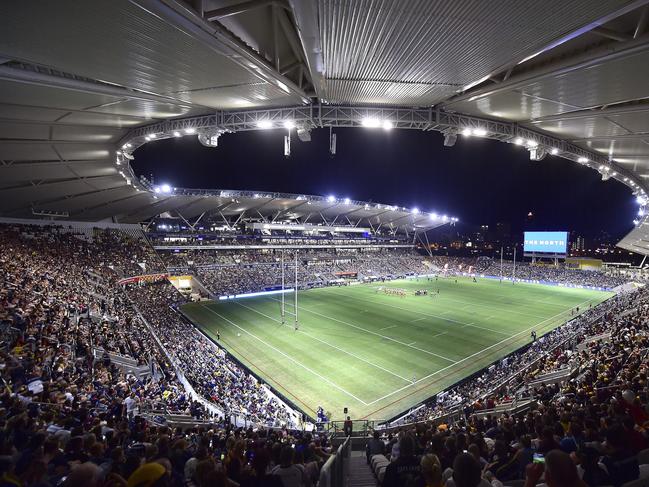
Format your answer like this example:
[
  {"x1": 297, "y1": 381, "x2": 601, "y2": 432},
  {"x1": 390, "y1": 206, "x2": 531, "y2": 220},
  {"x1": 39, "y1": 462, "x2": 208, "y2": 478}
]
[{"x1": 523, "y1": 231, "x2": 568, "y2": 254}]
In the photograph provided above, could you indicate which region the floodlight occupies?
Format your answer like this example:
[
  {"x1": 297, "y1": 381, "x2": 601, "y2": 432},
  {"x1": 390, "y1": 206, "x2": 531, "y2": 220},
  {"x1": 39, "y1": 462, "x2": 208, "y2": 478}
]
[
  {"x1": 344, "y1": 197, "x2": 351, "y2": 204},
  {"x1": 637, "y1": 196, "x2": 646, "y2": 205},
  {"x1": 442, "y1": 215, "x2": 448, "y2": 221},
  {"x1": 173, "y1": 131, "x2": 181, "y2": 137},
  {"x1": 361, "y1": 118, "x2": 380, "y2": 128},
  {"x1": 145, "y1": 136, "x2": 151, "y2": 141},
  {"x1": 412, "y1": 208, "x2": 419, "y2": 214},
  {"x1": 382, "y1": 120, "x2": 393, "y2": 130},
  {"x1": 184, "y1": 128, "x2": 196, "y2": 134},
  {"x1": 514, "y1": 137, "x2": 524, "y2": 145},
  {"x1": 154, "y1": 186, "x2": 161, "y2": 194},
  {"x1": 161, "y1": 184, "x2": 172, "y2": 193},
  {"x1": 327, "y1": 195, "x2": 336, "y2": 202},
  {"x1": 472, "y1": 128, "x2": 487, "y2": 136},
  {"x1": 430, "y1": 213, "x2": 438, "y2": 220},
  {"x1": 148, "y1": 133, "x2": 157, "y2": 138},
  {"x1": 550, "y1": 148, "x2": 559, "y2": 155},
  {"x1": 526, "y1": 140, "x2": 538, "y2": 147},
  {"x1": 639, "y1": 209, "x2": 645, "y2": 217},
  {"x1": 461, "y1": 128, "x2": 472, "y2": 136},
  {"x1": 257, "y1": 121, "x2": 273, "y2": 129},
  {"x1": 577, "y1": 157, "x2": 588, "y2": 163},
  {"x1": 529, "y1": 148, "x2": 546, "y2": 161},
  {"x1": 283, "y1": 120, "x2": 295, "y2": 130}
]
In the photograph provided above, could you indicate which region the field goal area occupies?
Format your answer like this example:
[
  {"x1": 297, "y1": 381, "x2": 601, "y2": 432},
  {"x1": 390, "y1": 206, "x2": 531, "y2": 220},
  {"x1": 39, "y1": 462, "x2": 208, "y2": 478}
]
[{"x1": 180, "y1": 276, "x2": 612, "y2": 421}]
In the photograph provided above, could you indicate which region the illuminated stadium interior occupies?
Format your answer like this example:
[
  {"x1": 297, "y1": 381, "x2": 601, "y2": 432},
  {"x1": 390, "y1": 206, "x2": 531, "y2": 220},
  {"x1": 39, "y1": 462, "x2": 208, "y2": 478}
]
[{"x1": 2, "y1": 2, "x2": 649, "y2": 486}]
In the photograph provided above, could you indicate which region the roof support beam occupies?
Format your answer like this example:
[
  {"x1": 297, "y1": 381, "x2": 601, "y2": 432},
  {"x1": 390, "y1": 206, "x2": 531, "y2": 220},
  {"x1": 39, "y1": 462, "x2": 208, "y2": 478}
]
[
  {"x1": 286, "y1": 0, "x2": 324, "y2": 98},
  {"x1": 445, "y1": 33, "x2": 649, "y2": 105},
  {"x1": 591, "y1": 26, "x2": 632, "y2": 42},
  {"x1": 571, "y1": 133, "x2": 649, "y2": 142},
  {"x1": 635, "y1": 5, "x2": 649, "y2": 38},
  {"x1": 529, "y1": 102, "x2": 649, "y2": 123},
  {"x1": 133, "y1": 0, "x2": 309, "y2": 102},
  {"x1": 439, "y1": 0, "x2": 649, "y2": 104},
  {"x1": 204, "y1": 0, "x2": 279, "y2": 20},
  {"x1": 0, "y1": 65, "x2": 199, "y2": 109}
]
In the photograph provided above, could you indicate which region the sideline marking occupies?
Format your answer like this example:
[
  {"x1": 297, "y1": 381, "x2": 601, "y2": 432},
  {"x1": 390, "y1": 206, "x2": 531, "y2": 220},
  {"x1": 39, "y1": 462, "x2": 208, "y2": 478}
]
[
  {"x1": 233, "y1": 300, "x2": 413, "y2": 384},
  {"x1": 201, "y1": 303, "x2": 370, "y2": 405},
  {"x1": 364, "y1": 298, "x2": 593, "y2": 407}
]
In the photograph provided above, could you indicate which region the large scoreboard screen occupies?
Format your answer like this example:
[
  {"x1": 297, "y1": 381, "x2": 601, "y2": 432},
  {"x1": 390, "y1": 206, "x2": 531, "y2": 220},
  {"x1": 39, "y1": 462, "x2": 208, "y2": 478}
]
[{"x1": 523, "y1": 231, "x2": 568, "y2": 254}]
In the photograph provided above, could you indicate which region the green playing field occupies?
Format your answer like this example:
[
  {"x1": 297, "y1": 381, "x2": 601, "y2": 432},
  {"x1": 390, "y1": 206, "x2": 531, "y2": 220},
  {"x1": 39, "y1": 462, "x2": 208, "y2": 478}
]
[{"x1": 180, "y1": 276, "x2": 612, "y2": 421}]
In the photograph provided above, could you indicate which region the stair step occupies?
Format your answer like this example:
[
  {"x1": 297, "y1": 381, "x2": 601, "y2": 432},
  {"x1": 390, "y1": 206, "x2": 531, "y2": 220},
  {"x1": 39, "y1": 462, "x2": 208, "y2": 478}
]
[{"x1": 348, "y1": 454, "x2": 377, "y2": 487}]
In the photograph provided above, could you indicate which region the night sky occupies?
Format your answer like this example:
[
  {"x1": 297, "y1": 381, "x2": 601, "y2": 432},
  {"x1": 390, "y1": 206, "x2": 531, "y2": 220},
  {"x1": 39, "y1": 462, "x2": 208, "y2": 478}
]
[{"x1": 133, "y1": 128, "x2": 636, "y2": 240}]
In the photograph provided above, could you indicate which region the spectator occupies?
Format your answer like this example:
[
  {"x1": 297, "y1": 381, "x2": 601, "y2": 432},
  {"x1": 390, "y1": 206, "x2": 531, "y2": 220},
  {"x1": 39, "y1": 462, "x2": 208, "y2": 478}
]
[{"x1": 383, "y1": 434, "x2": 420, "y2": 487}]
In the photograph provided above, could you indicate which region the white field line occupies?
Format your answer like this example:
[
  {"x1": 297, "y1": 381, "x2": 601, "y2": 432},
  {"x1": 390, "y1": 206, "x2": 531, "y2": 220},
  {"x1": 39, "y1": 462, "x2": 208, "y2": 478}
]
[
  {"x1": 412, "y1": 317, "x2": 427, "y2": 322},
  {"x1": 497, "y1": 292, "x2": 581, "y2": 309},
  {"x1": 431, "y1": 331, "x2": 448, "y2": 339},
  {"x1": 433, "y1": 295, "x2": 547, "y2": 319},
  {"x1": 407, "y1": 341, "x2": 417, "y2": 346},
  {"x1": 365, "y1": 298, "x2": 593, "y2": 406},
  {"x1": 324, "y1": 288, "x2": 511, "y2": 336},
  {"x1": 268, "y1": 296, "x2": 457, "y2": 363},
  {"x1": 232, "y1": 300, "x2": 413, "y2": 384},
  {"x1": 200, "y1": 303, "x2": 370, "y2": 405},
  {"x1": 379, "y1": 325, "x2": 397, "y2": 331}
]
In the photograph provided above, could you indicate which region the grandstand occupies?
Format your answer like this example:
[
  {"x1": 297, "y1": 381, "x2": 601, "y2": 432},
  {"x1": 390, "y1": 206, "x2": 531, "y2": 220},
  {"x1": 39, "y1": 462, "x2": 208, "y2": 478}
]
[{"x1": 2, "y1": 2, "x2": 649, "y2": 487}]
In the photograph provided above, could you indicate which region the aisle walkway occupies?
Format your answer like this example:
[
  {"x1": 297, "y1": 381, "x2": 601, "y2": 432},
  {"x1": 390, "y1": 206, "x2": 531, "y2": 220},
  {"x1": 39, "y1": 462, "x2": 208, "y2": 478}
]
[{"x1": 348, "y1": 451, "x2": 376, "y2": 487}]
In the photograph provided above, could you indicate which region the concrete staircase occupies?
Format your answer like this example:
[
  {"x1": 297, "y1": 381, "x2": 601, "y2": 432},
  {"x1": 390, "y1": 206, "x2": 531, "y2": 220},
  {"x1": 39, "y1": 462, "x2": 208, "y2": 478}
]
[{"x1": 348, "y1": 451, "x2": 376, "y2": 487}]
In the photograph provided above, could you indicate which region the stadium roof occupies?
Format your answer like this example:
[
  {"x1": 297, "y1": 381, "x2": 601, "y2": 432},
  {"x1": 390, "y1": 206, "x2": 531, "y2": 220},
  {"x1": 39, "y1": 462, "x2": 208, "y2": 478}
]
[{"x1": 1, "y1": 1, "x2": 649, "y2": 239}]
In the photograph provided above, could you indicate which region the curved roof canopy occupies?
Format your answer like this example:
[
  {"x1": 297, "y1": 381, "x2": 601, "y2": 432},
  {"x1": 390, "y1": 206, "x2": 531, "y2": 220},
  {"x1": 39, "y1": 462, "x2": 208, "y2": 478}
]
[{"x1": 1, "y1": 0, "x2": 649, "y2": 237}]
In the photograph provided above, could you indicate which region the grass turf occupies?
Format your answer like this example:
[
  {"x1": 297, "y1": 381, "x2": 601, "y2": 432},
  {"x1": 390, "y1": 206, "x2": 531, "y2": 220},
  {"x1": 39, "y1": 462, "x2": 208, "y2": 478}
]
[{"x1": 180, "y1": 276, "x2": 612, "y2": 422}]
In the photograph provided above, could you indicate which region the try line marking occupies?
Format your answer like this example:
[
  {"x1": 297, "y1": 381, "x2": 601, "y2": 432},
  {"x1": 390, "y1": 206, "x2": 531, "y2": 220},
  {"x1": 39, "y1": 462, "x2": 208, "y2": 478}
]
[
  {"x1": 364, "y1": 297, "x2": 593, "y2": 406},
  {"x1": 232, "y1": 300, "x2": 414, "y2": 384},
  {"x1": 200, "y1": 303, "x2": 371, "y2": 405}
]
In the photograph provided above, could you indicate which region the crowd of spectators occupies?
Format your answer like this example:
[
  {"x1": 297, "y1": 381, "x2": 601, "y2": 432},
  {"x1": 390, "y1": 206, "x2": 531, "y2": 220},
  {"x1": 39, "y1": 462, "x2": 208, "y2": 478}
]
[
  {"x1": 160, "y1": 248, "x2": 432, "y2": 296},
  {"x1": 427, "y1": 256, "x2": 628, "y2": 289},
  {"x1": 2, "y1": 221, "x2": 645, "y2": 487},
  {"x1": 127, "y1": 281, "x2": 299, "y2": 428},
  {"x1": 372, "y1": 288, "x2": 649, "y2": 487},
  {"x1": 0, "y1": 223, "x2": 330, "y2": 487}
]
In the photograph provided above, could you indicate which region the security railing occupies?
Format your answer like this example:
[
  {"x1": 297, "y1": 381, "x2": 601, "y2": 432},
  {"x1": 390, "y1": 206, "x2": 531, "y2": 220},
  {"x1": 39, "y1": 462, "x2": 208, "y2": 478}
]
[{"x1": 318, "y1": 436, "x2": 351, "y2": 487}]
